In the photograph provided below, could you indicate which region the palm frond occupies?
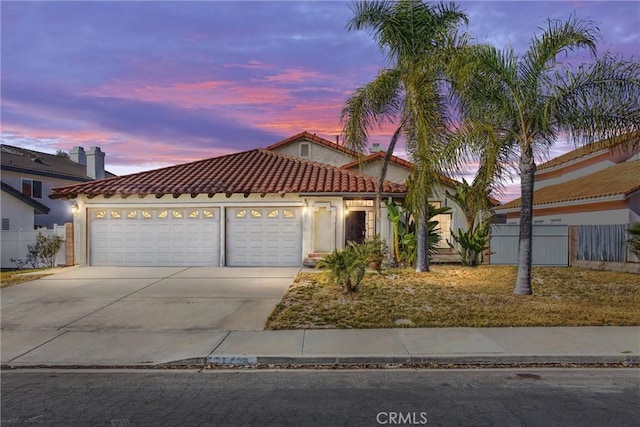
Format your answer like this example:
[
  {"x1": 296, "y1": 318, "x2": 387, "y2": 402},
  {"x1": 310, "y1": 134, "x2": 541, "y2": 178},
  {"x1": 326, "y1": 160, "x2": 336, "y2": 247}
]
[
  {"x1": 340, "y1": 68, "x2": 403, "y2": 152},
  {"x1": 550, "y1": 54, "x2": 640, "y2": 146}
]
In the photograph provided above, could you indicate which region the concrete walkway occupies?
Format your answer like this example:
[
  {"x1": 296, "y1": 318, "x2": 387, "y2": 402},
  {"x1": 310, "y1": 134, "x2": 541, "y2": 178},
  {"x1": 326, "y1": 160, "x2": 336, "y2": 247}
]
[
  {"x1": 2, "y1": 327, "x2": 640, "y2": 367},
  {"x1": 2, "y1": 267, "x2": 638, "y2": 368},
  {"x1": 2, "y1": 326, "x2": 638, "y2": 367}
]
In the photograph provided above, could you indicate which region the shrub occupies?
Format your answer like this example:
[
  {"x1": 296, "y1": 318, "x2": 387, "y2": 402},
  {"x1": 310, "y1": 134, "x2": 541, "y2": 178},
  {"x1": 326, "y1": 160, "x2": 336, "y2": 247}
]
[
  {"x1": 449, "y1": 223, "x2": 491, "y2": 266},
  {"x1": 316, "y1": 247, "x2": 367, "y2": 294},
  {"x1": 628, "y1": 223, "x2": 640, "y2": 260},
  {"x1": 349, "y1": 235, "x2": 388, "y2": 271},
  {"x1": 27, "y1": 233, "x2": 64, "y2": 268}
]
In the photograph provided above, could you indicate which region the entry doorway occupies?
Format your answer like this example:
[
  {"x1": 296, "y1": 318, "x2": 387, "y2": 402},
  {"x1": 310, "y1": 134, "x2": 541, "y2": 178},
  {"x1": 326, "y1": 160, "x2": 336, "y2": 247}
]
[{"x1": 345, "y1": 211, "x2": 366, "y2": 244}]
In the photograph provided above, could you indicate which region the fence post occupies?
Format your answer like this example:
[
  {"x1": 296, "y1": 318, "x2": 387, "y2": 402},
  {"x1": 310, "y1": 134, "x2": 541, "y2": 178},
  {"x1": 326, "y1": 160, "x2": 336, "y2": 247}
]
[
  {"x1": 65, "y1": 222, "x2": 74, "y2": 266},
  {"x1": 568, "y1": 225, "x2": 578, "y2": 267}
]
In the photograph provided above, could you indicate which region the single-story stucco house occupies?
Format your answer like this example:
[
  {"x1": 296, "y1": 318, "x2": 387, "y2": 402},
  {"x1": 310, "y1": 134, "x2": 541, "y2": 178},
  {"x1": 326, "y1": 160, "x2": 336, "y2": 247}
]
[
  {"x1": 50, "y1": 132, "x2": 473, "y2": 267},
  {"x1": 50, "y1": 141, "x2": 407, "y2": 267}
]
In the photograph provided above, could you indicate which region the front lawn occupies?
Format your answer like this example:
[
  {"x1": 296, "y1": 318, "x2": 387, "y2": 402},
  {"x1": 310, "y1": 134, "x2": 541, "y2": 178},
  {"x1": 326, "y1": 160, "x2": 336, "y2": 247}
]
[
  {"x1": 1, "y1": 270, "x2": 52, "y2": 288},
  {"x1": 265, "y1": 265, "x2": 640, "y2": 329}
]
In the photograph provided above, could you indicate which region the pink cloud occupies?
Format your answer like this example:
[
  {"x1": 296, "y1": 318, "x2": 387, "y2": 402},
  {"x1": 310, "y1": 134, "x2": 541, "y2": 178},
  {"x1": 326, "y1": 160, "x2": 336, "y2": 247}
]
[
  {"x1": 262, "y1": 68, "x2": 329, "y2": 84},
  {"x1": 87, "y1": 79, "x2": 292, "y2": 109}
]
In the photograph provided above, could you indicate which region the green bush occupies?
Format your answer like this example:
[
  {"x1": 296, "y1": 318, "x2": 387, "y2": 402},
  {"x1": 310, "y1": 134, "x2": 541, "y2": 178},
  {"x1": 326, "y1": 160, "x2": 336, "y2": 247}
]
[
  {"x1": 628, "y1": 223, "x2": 640, "y2": 260},
  {"x1": 349, "y1": 235, "x2": 388, "y2": 271},
  {"x1": 27, "y1": 233, "x2": 64, "y2": 268},
  {"x1": 449, "y1": 223, "x2": 490, "y2": 266},
  {"x1": 316, "y1": 246, "x2": 367, "y2": 294}
]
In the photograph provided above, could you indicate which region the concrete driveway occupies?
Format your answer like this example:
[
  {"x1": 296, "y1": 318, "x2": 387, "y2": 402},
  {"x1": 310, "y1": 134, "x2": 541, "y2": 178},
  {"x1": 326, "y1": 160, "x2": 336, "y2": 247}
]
[{"x1": 1, "y1": 266, "x2": 298, "y2": 365}]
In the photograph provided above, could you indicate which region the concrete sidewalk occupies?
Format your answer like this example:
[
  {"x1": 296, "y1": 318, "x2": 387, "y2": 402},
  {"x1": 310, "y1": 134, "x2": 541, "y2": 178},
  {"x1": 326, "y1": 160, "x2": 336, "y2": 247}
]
[{"x1": 2, "y1": 326, "x2": 638, "y2": 368}]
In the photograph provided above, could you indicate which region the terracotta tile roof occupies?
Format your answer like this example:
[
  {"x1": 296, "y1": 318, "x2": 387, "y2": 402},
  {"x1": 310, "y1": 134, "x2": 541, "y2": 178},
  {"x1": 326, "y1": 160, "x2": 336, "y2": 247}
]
[
  {"x1": 50, "y1": 149, "x2": 407, "y2": 200},
  {"x1": 265, "y1": 131, "x2": 362, "y2": 157},
  {"x1": 1, "y1": 144, "x2": 116, "y2": 180},
  {"x1": 271, "y1": 134, "x2": 461, "y2": 189},
  {"x1": 340, "y1": 151, "x2": 460, "y2": 189},
  {"x1": 537, "y1": 132, "x2": 638, "y2": 171},
  {"x1": 339, "y1": 151, "x2": 410, "y2": 170},
  {"x1": 497, "y1": 160, "x2": 640, "y2": 210}
]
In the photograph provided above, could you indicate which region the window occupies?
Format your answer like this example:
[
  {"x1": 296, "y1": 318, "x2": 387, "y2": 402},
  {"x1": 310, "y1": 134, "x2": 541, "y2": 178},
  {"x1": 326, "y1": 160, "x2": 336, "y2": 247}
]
[
  {"x1": 127, "y1": 210, "x2": 138, "y2": 219},
  {"x1": 188, "y1": 210, "x2": 200, "y2": 218},
  {"x1": 2, "y1": 218, "x2": 9, "y2": 230},
  {"x1": 110, "y1": 210, "x2": 122, "y2": 219},
  {"x1": 345, "y1": 200, "x2": 374, "y2": 207},
  {"x1": 300, "y1": 143, "x2": 309, "y2": 157},
  {"x1": 251, "y1": 209, "x2": 262, "y2": 218},
  {"x1": 141, "y1": 210, "x2": 153, "y2": 219},
  {"x1": 203, "y1": 210, "x2": 215, "y2": 218},
  {"x1": 267, "y1": 209, "x2": 279, "y2": 218},
  {"x1": 94, "y1": 210, "x2": 107, "y2": 219},
  {"x1": 158, "y1": 210, "x2": 169, "y2": 219},
  {"x1": 172, "y1": 210, "x2": 183, "y2": 219},
  {"x1": 235, "y1": 210, "x2": 247, "y2": 218},
  {"x1": 283, "y1": 209, "x2": 296, "y2": 218},
  {"x1": 21, "y1": 179, "x2": 43, "y2": 199}
]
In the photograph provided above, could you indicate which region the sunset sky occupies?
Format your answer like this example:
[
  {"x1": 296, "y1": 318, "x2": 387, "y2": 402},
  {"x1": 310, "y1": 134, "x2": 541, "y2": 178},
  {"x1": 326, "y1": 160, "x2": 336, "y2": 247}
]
[{"x1": 2, "y1": 1, "x2": 639, "y2": 201}]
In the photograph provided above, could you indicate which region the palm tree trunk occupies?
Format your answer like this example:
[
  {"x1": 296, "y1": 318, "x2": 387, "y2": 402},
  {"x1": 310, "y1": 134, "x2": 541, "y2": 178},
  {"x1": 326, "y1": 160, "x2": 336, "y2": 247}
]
[
  {"x1": 376, "y1": 126, "x2": 403, "y2": 232},
  {"x1": 416, "y1": 203, "x2": 430, "y2": 272},
  {"x1": 514, "y1": 145, "x2": 535, "y2": 295}
]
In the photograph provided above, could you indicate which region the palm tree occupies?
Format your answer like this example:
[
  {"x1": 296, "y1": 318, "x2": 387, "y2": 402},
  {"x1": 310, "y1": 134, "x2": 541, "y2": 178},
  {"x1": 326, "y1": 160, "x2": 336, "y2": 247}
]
[
  {"x1": 450, "y1": 16, "x2": 640, "y2": 294},
  {"x1": 340, "y1": 0, "x2": 468, "y2": 272}
]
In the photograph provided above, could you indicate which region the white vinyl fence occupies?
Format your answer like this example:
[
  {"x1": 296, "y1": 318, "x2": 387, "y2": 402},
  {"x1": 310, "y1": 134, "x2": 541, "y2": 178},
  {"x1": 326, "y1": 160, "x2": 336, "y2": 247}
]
[
  {"x1": 577, "y1": 224, "x2": 629, "y2": 262},
  {"x1": 1, "y1": 226, "x2": 66, "y2": 269},
  {"x1": 490, "y1": 224, "x2": 569, "y2": 266}
]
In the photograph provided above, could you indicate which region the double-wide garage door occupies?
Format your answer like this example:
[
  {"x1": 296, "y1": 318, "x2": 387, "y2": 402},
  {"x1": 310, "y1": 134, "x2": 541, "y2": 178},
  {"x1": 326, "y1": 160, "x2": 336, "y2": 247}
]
[
  {"x1": 90, "y1": 208, "x2": 220, "y2": 266},
  {"x1": 89, "y1": 206, "x2": 302, "y2": 267}
]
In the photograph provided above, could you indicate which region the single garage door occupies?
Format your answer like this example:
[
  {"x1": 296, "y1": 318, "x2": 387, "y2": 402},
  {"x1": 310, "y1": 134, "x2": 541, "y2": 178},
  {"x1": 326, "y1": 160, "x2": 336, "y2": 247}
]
[
  {"x1": 89, "y1": 207, "x2": 220, "y2": 266},
  {"x1": 226, "y1": 207, "x2": 302, "y2": 266}
]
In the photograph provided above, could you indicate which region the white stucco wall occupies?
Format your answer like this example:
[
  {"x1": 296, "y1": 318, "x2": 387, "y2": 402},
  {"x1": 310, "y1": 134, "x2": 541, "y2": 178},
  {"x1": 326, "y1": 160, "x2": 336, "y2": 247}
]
[
  {"x1": 270, "y1": 139, "x2": 355, "y2": 167},
  {"x1": 0, "y1": 193, "x2": 35, "y2": 231},
  {"x1": 72, "y1": 193, "x2": 359, "y2": 266},
  {"x1": 2, "y1": 170, "x2": 78, "y2": 228}
]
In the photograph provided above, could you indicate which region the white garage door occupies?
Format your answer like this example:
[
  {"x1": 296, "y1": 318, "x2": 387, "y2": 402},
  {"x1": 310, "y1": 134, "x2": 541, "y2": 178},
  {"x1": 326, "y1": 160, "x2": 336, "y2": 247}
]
[
  {"x1": 226, "y1": 207, "x2": 302, "y2": 266},
  {"x1": 89, "y1": 208, "x2": 220, "y2": 266}
]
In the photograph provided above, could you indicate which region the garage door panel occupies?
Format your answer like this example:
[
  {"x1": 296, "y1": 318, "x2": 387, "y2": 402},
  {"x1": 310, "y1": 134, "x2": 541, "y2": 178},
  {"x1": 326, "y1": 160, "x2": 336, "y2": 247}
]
[
  {"x1": 226, "y1": 207, "x2": 302, "y2": 267},
  {"x1": 89, "y1": 207, "x2": 220, "y2": 266}
]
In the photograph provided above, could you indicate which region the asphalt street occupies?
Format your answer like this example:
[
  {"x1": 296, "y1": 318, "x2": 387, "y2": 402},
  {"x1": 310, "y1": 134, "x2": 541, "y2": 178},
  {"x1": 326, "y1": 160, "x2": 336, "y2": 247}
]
[{"x1": 2, "y1": 368, "x2": 638, "y2": 426}]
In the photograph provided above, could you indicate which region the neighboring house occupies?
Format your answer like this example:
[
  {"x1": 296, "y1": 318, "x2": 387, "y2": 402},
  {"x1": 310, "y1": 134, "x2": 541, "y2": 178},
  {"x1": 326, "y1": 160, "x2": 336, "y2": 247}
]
[
  {"x1": 267, "y1": 132, "x2": 466, "y2": 249},
  {"x1": 496, "y1": 134, "x2": 640, "y2": 225},
  {"x1": 1, "y1": 145, "x2": 114, "y2": 268},
  {"x1": 50, "y1": 146, "x2": 406, "y2": 267},
  {"x1": 1, "y1": 145, "x2": 113, "y2": 230}
]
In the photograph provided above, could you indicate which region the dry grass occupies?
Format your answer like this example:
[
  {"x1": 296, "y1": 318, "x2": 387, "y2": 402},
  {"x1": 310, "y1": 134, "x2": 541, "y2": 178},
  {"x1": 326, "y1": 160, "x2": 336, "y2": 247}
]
[
  {"x1": 0, "y1": 270, "x2": 51, "y2": 288},
  {"x1": 266, "y1": 265, "x2": 640, "y2": 329}
]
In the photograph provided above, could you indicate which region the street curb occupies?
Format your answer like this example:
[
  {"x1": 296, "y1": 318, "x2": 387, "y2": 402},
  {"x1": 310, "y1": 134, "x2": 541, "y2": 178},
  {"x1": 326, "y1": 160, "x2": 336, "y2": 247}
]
[
  {"x1": 205, "y1": 354, "x2": 640, "y2": 366},
  {"x1": 2, "y1": 355, "x2": 637, "y2": 370}
]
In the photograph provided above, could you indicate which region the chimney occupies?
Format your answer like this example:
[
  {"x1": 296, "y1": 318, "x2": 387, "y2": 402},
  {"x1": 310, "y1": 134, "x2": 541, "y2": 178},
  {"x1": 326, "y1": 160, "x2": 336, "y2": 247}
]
[
  {"x1": 86, "y1": 147, "x2": 105, "y2": 179},
  {"x1": 70, "y1": 146, "x2": 86, "y2": 165},
  {"x1": 371, "y1": 143, "x2": 382, "y2": 153}
]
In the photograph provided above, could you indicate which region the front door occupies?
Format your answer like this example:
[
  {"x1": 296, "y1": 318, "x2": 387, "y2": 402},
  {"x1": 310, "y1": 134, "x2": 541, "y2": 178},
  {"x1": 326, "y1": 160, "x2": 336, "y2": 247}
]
[{"x1": 345, "y1": 211, "x2": 366, "y2": 244}]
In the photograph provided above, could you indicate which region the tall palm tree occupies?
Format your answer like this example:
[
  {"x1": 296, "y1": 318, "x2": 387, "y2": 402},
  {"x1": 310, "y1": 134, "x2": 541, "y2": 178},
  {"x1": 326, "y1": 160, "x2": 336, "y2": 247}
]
[
  {"x1": 450, "y1": 16, "x2": 640, "y2": 294},
  {"x1": 340, "y1": 0, "x2": 468, "y2": 272}
]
